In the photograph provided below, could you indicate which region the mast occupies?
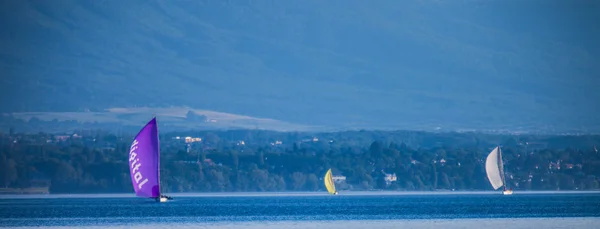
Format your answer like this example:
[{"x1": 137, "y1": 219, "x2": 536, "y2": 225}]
[
  {"x1": 498, "y1": 146, "x2": 507, "y2": 191},
  {"x1": 154, "y1": 113, "x2": 162, "y2": 197}
]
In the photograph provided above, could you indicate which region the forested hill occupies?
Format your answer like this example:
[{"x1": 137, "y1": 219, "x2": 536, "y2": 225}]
[
  {"x1": 2, "y1": 0, "x2": 599, "y2": 131},
  {"x1": 1, "y1": 130, "x2": 599, "y2": 194}
]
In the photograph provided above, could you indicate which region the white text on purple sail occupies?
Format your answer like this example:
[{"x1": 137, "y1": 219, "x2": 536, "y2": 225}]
[{"x1": 129, "y1": 140, "x2": 149, "y2": 190}]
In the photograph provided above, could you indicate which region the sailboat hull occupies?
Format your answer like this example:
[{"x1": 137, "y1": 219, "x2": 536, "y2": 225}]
[
  {"x1": 155, "y1": 196, "x2": 172, "y2": 202},
  {"x1": 503, "y1": 190, "x2": 513, "y2": 195}
]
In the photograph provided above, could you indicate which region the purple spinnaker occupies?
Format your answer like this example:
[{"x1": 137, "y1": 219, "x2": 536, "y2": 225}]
[{"x1": 128, "y1": 118, "x2": 160, "y2": 198}]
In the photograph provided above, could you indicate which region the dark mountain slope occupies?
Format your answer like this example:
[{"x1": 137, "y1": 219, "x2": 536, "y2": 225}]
[{"x1": 1, "y1": 0, "x2": 599, "y2": 131}]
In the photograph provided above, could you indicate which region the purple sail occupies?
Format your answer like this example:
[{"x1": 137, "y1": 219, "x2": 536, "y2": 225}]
[{"x1": 129, "y1": 118, "x2": 160, "y2": 198}]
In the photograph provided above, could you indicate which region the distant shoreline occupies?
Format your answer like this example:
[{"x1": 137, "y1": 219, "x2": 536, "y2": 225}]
[{"x1": 2, "y1": 190, "x2": 600, "y2": 199}]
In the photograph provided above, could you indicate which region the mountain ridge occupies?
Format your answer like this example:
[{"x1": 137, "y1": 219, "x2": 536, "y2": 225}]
[{"x1": 1, "y1": 0, "x2": 599, "y2": 132}]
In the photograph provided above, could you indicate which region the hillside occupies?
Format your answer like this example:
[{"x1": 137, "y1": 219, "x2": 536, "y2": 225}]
[
  {"x1": 8, "y1": 107, "x2": 317, "y2": 132},
  {"x1": 1, "y1": 0, "x2": 599, "y2": 132}
]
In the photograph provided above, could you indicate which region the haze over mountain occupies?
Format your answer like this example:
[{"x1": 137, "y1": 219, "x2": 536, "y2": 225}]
[{"x1": 1, "y1": 0, "x2": 599, "y2": 132}]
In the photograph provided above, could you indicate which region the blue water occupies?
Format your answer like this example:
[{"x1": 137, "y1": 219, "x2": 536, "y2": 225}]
[{"x1": 1, "y1": 193, "x2": 600, "y2": 228}]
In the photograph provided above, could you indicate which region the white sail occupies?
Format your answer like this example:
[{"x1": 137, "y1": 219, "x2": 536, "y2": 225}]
[{"x1": 485, "y1": 146, "x2": 504, "y2": 190}]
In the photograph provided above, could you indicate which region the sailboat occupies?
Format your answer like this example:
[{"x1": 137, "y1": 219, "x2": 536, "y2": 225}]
[
  {"x1": 324, "y1": 168, "x2": 338, "y2": 195},
  {"x1": 485, "y1": 146, "x2": 513, "y2": 195},
  {"x1": 128, "y1": 117, "x2": 173, "y2": 202}
]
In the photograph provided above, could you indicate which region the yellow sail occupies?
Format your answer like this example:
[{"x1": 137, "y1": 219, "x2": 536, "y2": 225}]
[{"x1": 324, "y1": 168, "x2": 337, "y2": 195}]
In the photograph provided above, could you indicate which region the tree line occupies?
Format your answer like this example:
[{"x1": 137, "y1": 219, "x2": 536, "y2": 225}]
[{"x1": 1, "y1": 130, "x2": 599, "y2": 194}]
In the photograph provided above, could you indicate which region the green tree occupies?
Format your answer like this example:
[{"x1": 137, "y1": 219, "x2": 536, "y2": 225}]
[{"x1": 0, "y1": 157, "x2": 18, "y2": 188}]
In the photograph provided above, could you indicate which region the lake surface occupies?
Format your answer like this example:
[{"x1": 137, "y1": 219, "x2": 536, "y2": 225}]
[{"x1": 1, "y1": 192, "x2": 599, "y2": 228}]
